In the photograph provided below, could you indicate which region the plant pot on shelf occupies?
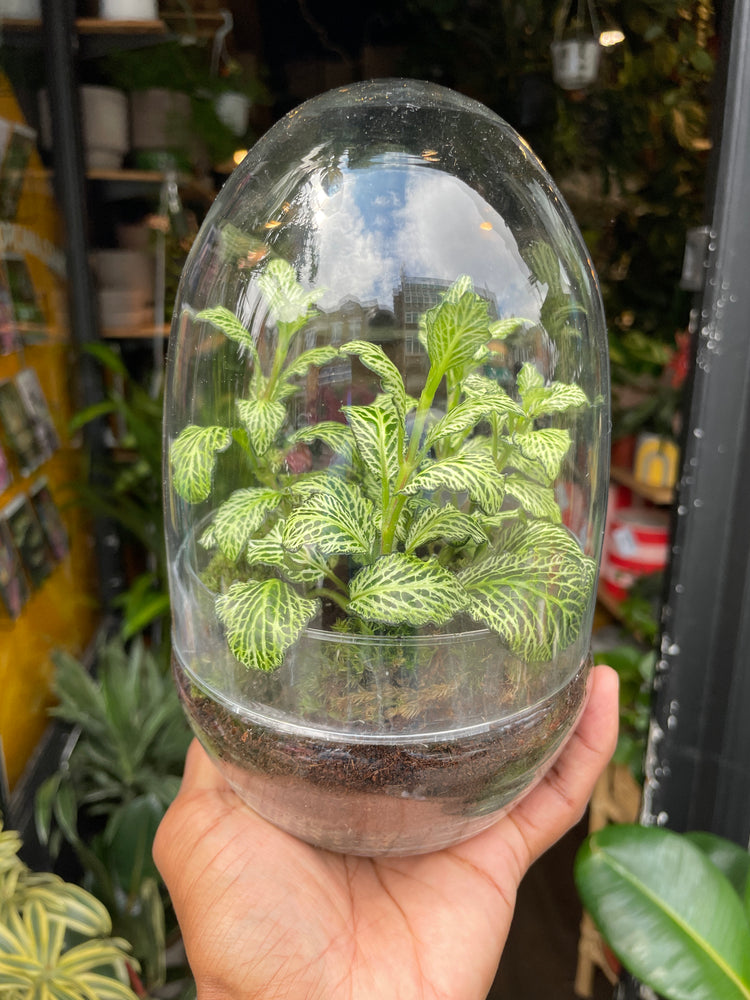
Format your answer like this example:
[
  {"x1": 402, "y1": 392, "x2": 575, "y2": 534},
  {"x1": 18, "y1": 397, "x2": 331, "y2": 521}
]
[
  {"x1": 38, "y1": 86, "x2": 129, "y2": 170},
  {"x1": 550, "y1": 38, "x2": 601, "y2": 90},
  {"x1": 98, "y1": 0, "x2": 158, "y2": 17},
  {"x1": 129, "y1": 88, "x2": 193, "y2": 172},
  {"x1": 163, "y1": 79, "x2": 611, "y2": 857}
]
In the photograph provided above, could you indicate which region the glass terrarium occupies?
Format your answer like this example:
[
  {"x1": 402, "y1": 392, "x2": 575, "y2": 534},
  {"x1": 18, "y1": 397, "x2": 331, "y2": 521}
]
[{"x1": 163, "y1": 79, "x2": 610, "y2": 856}]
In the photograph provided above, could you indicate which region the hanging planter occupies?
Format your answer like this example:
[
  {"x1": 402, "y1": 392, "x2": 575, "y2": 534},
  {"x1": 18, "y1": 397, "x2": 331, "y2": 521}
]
[
  {"x1": 551, "y1": 0, "x2": 602, "y2": 90},
  {"x1": 163, "y1": 79, "x2": 610, "y2": 856}
]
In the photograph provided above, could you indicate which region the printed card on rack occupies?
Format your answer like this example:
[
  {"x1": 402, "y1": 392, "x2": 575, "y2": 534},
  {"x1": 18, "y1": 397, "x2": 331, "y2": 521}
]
[
  {"x1": 29, "y1": 478, "x2": 68, "y2": 562},
  {"x1": 15, "y1": 368, "x2": 60, "y2": 460},
  {"x1": 0, "y1": 378, "x2": 44, "y2": 476},
  {"x1": 4, "y1": 492, "x2": 53, "y2": 590},
  {"x1": 0, "y1": 510, "x2": 29, "y2": 619}
]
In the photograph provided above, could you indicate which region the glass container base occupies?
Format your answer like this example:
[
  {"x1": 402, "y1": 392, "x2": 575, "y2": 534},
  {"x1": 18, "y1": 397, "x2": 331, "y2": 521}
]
[{"x1": 174, "y1": 652, "x2": 591, "y2": 856}]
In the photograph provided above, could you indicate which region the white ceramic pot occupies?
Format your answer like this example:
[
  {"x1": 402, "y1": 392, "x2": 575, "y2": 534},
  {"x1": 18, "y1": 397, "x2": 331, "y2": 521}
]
[
  {"x1": 90, "y1": 248, "x2": 154, "y2": 295},
  {"x1": 551, "y1": 38, "x2": 601, "y2": 90},
  {"x1": 98, "y1": 0, "x2": 158, "y2": 18},
  {"x1": 0, "y1": 0, "x2": 41, "y2": 17},
  {"x1": 81, "y1": 86, "x2": 129, "y2": 169},
  {"x1": 38, "y1": 86, "x2": 129, "y2": 168},
  {"x1": 214, "y1": 92, "x2": 251, "y2": 137}
]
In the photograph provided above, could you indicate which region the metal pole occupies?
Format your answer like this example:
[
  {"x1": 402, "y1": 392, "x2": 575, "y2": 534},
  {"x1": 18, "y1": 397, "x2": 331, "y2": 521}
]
[{"x1": 642, "y1": 0, "x2": 750, "y2": 845}]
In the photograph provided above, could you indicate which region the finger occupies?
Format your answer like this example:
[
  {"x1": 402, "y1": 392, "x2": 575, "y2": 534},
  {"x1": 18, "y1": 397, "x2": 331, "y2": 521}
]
[
  {"x1": 506, "y1": 664, "x2": 619, "y2": 866},
  {"x1": 178, "y1": 738, "x2": 229, "y2": 795}
]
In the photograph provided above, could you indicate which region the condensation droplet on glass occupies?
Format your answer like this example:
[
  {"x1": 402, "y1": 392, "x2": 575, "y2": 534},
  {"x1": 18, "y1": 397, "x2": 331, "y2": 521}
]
[
  {"x1": 668, "y1": 643, "x2": 680, "y2": 656},
  {"x1": 677, "y1": 504, "x2": 687, "y2": 515},
  {"x1": 693, "y1": 498, "x2": 703, "y2": 509},
  {"x1": 675, "y1": 583, "x2": 684, "y2": 594},
  {"x1": 693, "y1": 428, "x2": 704, "y2": 439},
  {"x1": 667, "y1": 714, "x2": 677, "y2": 730},
  {"x1": 656, "y1": 811, "x2": 669, "y2": 826}
]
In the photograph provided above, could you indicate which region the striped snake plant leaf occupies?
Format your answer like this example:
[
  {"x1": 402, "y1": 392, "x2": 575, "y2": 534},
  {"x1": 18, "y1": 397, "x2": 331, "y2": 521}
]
[
  {"x1": 170, "y1": 425, "x2": 232, "y2": 503},
  {"x1": 348, "y1": 553, "x2": 470, "y2": 626},
  {"x1": 575, "y1": 825, "x2": 750, "y2": 1000},
  {"x1": 339, "y1": 341, "x2": 408, "y2": 421},
  {"x1": 404, "y1": 503, "x2": 488, "y2": 554},
  {"x1": 236, "y1": 397, "x2": 286, "y2": 456},
  {"x1": 215, "y1": 579, "x2": 319, "y2": 671},
  {"x1": 283, "y1": 488, "x2": 378, "y2": 558},
  {"x1": 341, "y1": 401, "x2": 401, "y2": 489},
  {"x1": 199, "y1": 488, "x2": 282, "y2": 560},
  {"x1": 399, "y1": 451, "x2": 505, "y2": 515},
  {"x1": 195, "y1": 306, "x2": 260, "y2": 366},
  {"x1": 459, "y1": 522, "x2": 596, "y2": 660}
]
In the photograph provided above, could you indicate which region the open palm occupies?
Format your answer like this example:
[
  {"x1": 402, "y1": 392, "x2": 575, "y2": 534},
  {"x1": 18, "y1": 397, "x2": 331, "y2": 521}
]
[{"x1": 154, "y1": 664, "x2": 618, "y2": 1000}]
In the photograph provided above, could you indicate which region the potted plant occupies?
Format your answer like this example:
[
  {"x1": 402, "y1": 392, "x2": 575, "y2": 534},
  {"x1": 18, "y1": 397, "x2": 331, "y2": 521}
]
[
  {"x1": 163, "y1": 79, "x2": 610, "y2": 855},
  {"x1": 0, "y1": 819, "x2": 139, "y2": 1000}
]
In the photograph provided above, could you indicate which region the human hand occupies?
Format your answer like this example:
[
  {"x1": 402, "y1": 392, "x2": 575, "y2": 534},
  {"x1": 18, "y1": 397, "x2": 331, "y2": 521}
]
[{"x1": 154, "y1": 664, "x2": 619, "y2": 1000}]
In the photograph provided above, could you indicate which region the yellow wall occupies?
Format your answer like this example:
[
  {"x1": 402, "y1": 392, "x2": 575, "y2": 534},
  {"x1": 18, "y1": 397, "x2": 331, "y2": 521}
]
[{"x1": 0, "y1": 73, "x2": 99, "y2": 788}]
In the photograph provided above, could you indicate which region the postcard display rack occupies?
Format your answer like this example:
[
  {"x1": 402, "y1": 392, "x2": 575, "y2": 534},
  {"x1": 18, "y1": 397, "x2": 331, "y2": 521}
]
[{"x1": 0, "y1": 71, "x2": 98, "y2": 789}]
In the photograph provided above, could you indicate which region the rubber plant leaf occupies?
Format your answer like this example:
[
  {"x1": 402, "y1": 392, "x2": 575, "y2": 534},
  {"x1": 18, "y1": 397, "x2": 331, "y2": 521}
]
[
  {"x1": 216, "y1": 579, "x2": 319, "y2": 671},
  {"x1": 685, "y1": 832, "x2": 750, "y2": 904},
  {"x1": 200, "y1": 487, "x2": 282, "y2": 560},
  {"x1": 170, "y1": 425, "x2": 232, "y2": 503},
  {"x1": 348, "y1": 553, "x2": 470, "y2": 626},
  {"x1": 575, "y1": 824, "x2": 750, "y2": 1000}
]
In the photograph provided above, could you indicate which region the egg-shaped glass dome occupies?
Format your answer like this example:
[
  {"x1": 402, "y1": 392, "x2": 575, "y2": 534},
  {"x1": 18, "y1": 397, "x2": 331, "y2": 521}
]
[{"x1": 164, "y1": 79, "x2": 609, "y2": 855}]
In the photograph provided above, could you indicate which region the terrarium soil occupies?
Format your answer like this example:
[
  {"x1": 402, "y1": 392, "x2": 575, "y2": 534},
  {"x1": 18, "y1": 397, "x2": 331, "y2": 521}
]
[{"x1": 175, "y1": 659, "x2": 589, "y2": 854}]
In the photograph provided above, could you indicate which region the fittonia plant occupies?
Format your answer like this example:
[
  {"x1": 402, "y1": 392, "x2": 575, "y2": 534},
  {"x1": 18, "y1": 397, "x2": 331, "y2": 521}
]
[{"x1": 170, "y1": 259, "x2": 595, "y2": 672}]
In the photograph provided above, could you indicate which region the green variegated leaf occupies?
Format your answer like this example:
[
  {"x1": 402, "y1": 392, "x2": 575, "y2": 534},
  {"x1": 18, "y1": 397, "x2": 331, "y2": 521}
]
[
  {"x1": 257, "y1": 259, "x2": 323, "y2": 328},
  {"x1": 236, "y1": 397, "x2": 286, "y2": 455},
  {"x1": 511, "y1": 428, "x2": 572, "y2": 483},
  {"x1": 202, "y1": 488, "x2": 281, "y2": 559},
  {"x1": 423, "y1": 400, "x2": 490, "y2": 450},
  {"x1": 522, "y1": 381, "x2": 589, "y2": 418},
  {"x1": 348, "y1": 554, "x2": 469, "y2": 626},
  {"x1": 339, "y1": 341, "x2": 408, "y2": 420},
  {"x1": 288, "y1": 421, "x2": 356, "y2": 460},
  {"x1": 488, "y1": 316, "x2": 531, "y2": 340},
  {"x1": 462, "y1": 372, "x2": 526, "y2": 414},
  {"x1": 459, "y1": 534, "x2": 595, "y2": 660},
  {"x1": 170, "y1": 425, "x2": 232, "y2": 503},
  {"x1": 503, "y1": 473, "x2": 562, "y2": 521},
  {"x1": 76, "y1": 973, "x2": 138, "y2": 1000},
  {"x1": 423, "y1": 280, "x2": 492, "y2": 374},
  {"x1": 246, "y1": 524, "x2": 331, "y2": 585},
  {"x1": 282, "y1": 346, "x2": 340, "y2": 380},
  {"x1": 516, "y1": 362, "x2": 544, "y2": 395},
  {"x1": 216, "y1": 579, "x2": 318, "y2": 671},
  {"x1": 342, "y1": 401, "x2": 401, "y2": 486},
  {"x1": 196, "y1": 306, "x2": 259, "y2": 363},
  {"x1": 404, "y1": 504, "x2": 488, "y2": 553},
  {"x1": 283, "y1": 489, "x2": 377, "y2": 557},
  {"x1": 400, "y1": 452, "x2": 504, "y2": 514}
]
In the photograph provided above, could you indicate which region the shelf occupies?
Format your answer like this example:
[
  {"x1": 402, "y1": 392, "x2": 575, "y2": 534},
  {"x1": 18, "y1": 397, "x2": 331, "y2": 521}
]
[
  {"x1": 87, "y1": 168, "x2": 180, "y2": 184},
  {"x1": 101, "y1": 324, "x2": 169, "y2": 340},
  {"x1": 610, "y1": 465, "x2": 675, "y2": 506},
  {"x1": 75, "y1": 18, "x2": 166, "y2": 35}
]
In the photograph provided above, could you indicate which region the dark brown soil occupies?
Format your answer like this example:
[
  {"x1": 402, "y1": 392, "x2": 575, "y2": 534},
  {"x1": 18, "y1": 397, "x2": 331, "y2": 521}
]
[{"x1": 175, "y1": 657, "x2": 589, "y2": 855}]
